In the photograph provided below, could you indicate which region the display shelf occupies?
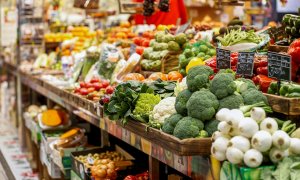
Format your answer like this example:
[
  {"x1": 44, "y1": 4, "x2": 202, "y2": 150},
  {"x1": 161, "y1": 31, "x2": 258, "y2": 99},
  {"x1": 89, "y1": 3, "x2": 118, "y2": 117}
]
[{"x1": 14, "y1": 67, "x2": 213, "y2": 178}]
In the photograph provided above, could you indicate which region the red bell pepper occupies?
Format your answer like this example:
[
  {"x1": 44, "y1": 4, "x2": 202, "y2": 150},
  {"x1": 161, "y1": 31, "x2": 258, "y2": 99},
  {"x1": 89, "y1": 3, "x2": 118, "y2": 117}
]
[
  {"x1": 252, "y1": 75, "x2": 276, "y2": 93},
  {"x1": 256, "y1": 66, "x2": 268, "y2": 76},
  {"x1": 288, "y1": 38, "x2": 300, "y2": 81}
]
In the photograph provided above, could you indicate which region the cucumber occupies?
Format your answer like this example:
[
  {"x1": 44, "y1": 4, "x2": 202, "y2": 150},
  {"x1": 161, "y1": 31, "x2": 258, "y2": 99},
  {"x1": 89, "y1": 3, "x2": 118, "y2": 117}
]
[
  {"x1": 294, "y1": 17, "x2": 300, "y2": 28},
  {"x1": 286, "y1": 92, "x2": 300, "y2": 98},
  {"x1": 282, "y1": 14, "x2": 291, "y2": 25}
]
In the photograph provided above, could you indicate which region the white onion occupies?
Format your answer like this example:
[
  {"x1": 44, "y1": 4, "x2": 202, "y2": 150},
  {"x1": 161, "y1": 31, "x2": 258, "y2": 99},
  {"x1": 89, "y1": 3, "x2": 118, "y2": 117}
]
[
  {"x1": 228, "y1": 136, "x2": 250, "y2": 153},
  {"x1": 243, "y1": 149, "x2": 263, "y2": 168},
  {"x1": 226, "y1": 147, "x2": 244, "y2": 164},
  {"x1": 251, "y1": 130, "x2": 272, "y2": 152},
  {"x1": 272, "y1": 130, "x2": 291, "y2": 150},
  {"x1": 260, "y1": 118, "x2": 278, "y2": 134},
  {"x1": 238, "y1": 118, "x2": 259, "y2": 138}
]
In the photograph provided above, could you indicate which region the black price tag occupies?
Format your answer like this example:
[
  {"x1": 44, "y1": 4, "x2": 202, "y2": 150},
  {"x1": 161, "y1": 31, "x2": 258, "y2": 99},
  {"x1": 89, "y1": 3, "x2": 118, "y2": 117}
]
[
  {"x1": 216, "y1": 48, "x2": 231, "y2": 69},
  {"x1": 236, "y1": 52, "x2": 255, "y2": 76},
  {"x1": 267, "y1": 51, "x2": 291, "y2": 81}
]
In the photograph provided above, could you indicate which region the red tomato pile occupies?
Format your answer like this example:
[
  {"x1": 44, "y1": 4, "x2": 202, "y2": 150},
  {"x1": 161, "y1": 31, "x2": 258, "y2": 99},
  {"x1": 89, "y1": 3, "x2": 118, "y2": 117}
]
[
  {"x1": 74, "y1": 77, "x2": 114, "y2": 101},
  {"x1": 133, "y1": 31, "x2": 155, "y2": 55}
]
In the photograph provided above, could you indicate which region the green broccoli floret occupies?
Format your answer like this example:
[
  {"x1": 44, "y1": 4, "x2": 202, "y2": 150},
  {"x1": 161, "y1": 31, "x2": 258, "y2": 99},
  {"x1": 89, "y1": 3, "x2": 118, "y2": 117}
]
[
  {"x1": 236, "y1": 78, "x2": 257, "y2": 90},
  {"x1": 175, "y1": 33, "x2": 187, "y2": 45},
  {"x1": 186, "y1": 89, "x2": 219, "y2": 121},
  {"x1": 218, "y1": 93, "x2": 244, "y2": 110},
  {"x1": 187, "y1": 65, "x2": 214, "y2": 92},
  {"x1": 204, "y1": 119, "x2": 220, "y2": 136},
  {"x1": 209, "y1": 73, "x2": 236, "y2": 99},
  {"x1": 175, "y1": 89, "x2": 192, "y2": 115},
  {"x1": 132, "y1": 93, "x2": 161, "y2": 123},
  {"x1": 241, "y1": 88, "x2": 268, "y2": 105},
  {"x1": 197, "y1": 130, "x2": 209, "y2": 138},
  {"x1": 168, "y1": 113, "x2": 183, "y2": 127},
  {"x1": 162, "y1": 113, "x2": 183, "y2": 134},
  {"x1": 173, "y1": 117, "x2": 204, "y2": 139}
]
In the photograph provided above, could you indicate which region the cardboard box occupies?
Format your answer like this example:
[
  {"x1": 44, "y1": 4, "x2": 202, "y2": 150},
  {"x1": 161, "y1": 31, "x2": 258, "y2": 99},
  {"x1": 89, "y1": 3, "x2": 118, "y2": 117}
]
[
  {"x1": 51, "y1": 137, "x2": 87, "y2": 171},
  {"x1": 71, "y1": 145, "x2": 135, "y2": 180}
]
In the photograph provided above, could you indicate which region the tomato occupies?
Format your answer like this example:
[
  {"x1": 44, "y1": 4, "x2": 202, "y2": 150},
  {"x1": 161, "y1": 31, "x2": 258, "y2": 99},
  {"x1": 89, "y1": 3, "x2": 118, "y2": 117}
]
[
  {"x1": 87, "y1": 87, "x2": 95, "y2": 94},
  {"x1": 101, "y1": 80, "x2": 109, "y2": 88},
  {"x1": 92, "y1": 82, "x2": 103, "y2": 91},
  {"x1": 133, "y1": 37, "x2": 143, "y2": 46},
  {"x1": 142, "y1": 39, "x2": 150, "y2": 47},
  {"x1": 148, "y1": 72, "x2": 168, "y2": 81},
  {"x1": 85, "y1": 82, "x2": 93, "y2": 88},
  {"x1": 74, "y1": 87, "x2": 81, "y2": 93},
  {"x1": 135, "y1": 46, "x2": 144, "y2": 55},
  {"x1": 167, "y1": 71, "x2": 183, "y2": 81},
  {"x1": 79, "y1": 82, "x2": 86, "y2": 88},
  {"x1": 79, "y1": 88, "x2": 89, "y2": 95},
  {"x1": 105, "y1": 86, "x2": 114, "y2": 94},
  {"x1": 90, "y1": 77, "x2": 100, "y2": 83}
]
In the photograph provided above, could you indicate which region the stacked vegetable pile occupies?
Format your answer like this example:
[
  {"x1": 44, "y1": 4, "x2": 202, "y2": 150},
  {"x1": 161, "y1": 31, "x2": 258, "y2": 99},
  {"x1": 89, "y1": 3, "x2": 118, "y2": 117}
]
[
  {"x1": 178, "y1": 40, "x2": 216, "y2": 76},
  {"x1": 161, "y1": 65, "x2": 272, "y2": 140},
  {"x1": 268, "y1": 81, "x2": 300, "y2": 98},
  {"x1": 282, "y1": 14, "x2": 300, "y2": 38},
  {"x1": 212, "y1": 107, "x2": 299, "y2": 168},
  {"x1": 141, "y1": 32, "x2": 187, "y2": 72}
]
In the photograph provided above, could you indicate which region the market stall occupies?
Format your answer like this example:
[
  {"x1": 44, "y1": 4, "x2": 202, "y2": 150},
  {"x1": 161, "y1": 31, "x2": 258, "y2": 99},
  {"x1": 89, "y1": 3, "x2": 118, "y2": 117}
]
[{"x1": 1, "y1": 0, "x2": 300, "y2": 180}]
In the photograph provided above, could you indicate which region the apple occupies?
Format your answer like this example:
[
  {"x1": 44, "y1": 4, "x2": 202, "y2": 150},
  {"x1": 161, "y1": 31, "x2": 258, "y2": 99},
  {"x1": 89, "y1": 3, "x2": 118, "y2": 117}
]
[
  {"x1": 92, "y1": 82, "x2": 103, "y2": 91},
  {"x1": 105, "y1": 86, "x2": 114, "y2": 94},
  {"x1": 79, "y1": 82, "x2": 86, "y2": 88},
  {"x1": 79, "y1": 88, "x2": 88, "y2": 95},
  {"x1": 101, "y1": 80, "x2": 109, "y2": 88}
]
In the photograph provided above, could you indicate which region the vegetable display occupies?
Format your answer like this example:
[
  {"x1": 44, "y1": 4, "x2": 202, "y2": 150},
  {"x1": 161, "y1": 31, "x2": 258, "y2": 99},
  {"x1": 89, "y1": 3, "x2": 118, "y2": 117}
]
[{"x1": 212, "y1": 107, "x2": 298, "y2": 169}]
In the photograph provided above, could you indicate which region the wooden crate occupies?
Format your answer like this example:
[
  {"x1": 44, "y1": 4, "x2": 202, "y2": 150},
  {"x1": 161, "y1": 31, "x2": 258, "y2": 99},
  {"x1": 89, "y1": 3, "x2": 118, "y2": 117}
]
[
  {"x1": 265, "y1": 93, "x2": 300, "y2": 115},
  {"x1": 118, "y1": 120, "x2": 212, "y2": 156}
]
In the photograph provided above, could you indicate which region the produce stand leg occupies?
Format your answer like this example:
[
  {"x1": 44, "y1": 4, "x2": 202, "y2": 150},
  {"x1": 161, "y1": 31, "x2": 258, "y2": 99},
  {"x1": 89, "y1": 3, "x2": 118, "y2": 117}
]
[
  {"x1": 101, "y1": 129, "x2": 110, "y2": 147},
  {"x1": 149, "y1": 156, "x2": 160, "y2": 180}
]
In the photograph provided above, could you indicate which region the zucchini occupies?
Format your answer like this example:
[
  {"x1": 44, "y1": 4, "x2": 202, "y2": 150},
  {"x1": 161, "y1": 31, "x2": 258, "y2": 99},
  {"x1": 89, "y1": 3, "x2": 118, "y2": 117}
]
[
  {"x1": 285, "y1": 26, "x2": 292, "y2": 35},
  {"x1": 294, "y1": 17, "x2": 300, "y2": 28},
  {"x1": 291, "y1": 27, "x2": 298, "y2": 36},
  {"x1": 282, "y1": 14, "x2": 290, "y2": 25},
  {"x1": 289, "y1": 17, "x2": 295, "y2": 27}
]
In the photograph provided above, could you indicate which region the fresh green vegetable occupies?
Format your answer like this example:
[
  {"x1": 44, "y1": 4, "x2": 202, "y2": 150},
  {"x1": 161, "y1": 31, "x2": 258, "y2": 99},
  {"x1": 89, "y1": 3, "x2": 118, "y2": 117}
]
[
  {"x1": 162, "y1": 113, "x2": 183, "y2": 134},
  {"x1": 148, "y1": 79, "x2": 176, "y2": 99},
  {"x1": 218, "y1": 93, "x2": 244, "y2": 110},
  {"x1": 132, "y1": 93, "x2": 161, "y2": 123},
  {"x1": 236, "y1": 78, "x2": 257, "y2": 90},
  {"x1": 241, "y1": 88, "x2": 268, "y2": 105},
  {"x1": 141, "y1": 59, "x2": 162, "y2": 71},
  {"x1": 186, "y1": 89, "x2": 219, "y2": 121},
  {"x1": 175, "y1": 89, "x2": 192, "y2": 116},
  {"x1": 173, "y1": 117, "x2": 204, "y2": 139},
  {"x1": 197, "y1": 130, "x2": 209, "y2": 138},
  {"x1": 281, "y1": 120, "x2": 297, "y2": 135},
  {"x1": 175, "y1": 33, "x2": 187, "y2": 45},
  {"x1": 239, "y1": 101, "x2": 272, "y2": 116},
  {"x1": 204, "y1": 119, "x2": 220, "y2": 136},
  {"x1": 217, "y1": 28, "x2": 262, "y2": 46},
  {"x1": 220, "y1": 161, "x2": 241, "y2": 180},
  {"x1": 210, "y1": 73, "x2": 236, "y2": 99},
  {"x1": 168, "y1": 41, "x2": 181, "y2": 51},
  {"x1": 104, "y1": 81, "x2": 150, "y2": 124},
  {"x1": 186, "y1": 65, "x2": 214, "y2": 92}
]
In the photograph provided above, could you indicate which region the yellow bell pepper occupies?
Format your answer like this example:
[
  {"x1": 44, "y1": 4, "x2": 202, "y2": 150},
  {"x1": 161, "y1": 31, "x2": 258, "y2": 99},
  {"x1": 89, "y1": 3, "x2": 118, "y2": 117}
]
[{"x1": 186, "y1": 57, "x2": 205, "y2": 73}]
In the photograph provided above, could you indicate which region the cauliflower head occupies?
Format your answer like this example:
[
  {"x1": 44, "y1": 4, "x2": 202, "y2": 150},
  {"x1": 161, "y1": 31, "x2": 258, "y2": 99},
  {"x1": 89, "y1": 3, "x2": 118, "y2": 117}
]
[{"x1": 151, "y1": 97, "x2": 176, "y2": 124}]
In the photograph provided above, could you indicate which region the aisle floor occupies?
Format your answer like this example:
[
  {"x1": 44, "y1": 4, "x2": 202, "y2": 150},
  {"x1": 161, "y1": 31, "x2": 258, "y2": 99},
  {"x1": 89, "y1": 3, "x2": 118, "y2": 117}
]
[{"x1": 0, "y1": 118, "x2": 39, "y2": 180}]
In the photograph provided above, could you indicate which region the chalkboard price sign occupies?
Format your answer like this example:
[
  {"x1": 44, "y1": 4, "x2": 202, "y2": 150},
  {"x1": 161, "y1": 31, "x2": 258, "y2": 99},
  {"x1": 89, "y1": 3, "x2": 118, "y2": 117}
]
[
  {"x1": 267, "y1": 51, "x2": 291, "y2": 81},
  {"x1": 216, "y1": 48, "x2": 231, "y2": 69},
  {"x1": 236, "y1": 52, "x2": 255, "y2": 76}
]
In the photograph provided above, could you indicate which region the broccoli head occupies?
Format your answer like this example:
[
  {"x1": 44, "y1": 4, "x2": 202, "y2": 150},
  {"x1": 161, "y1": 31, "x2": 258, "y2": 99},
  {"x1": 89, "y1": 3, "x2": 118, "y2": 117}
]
[
  {"x1": 162, "y1": 113, "x2": 183, "y2": 134},
  {"x1": 204, "y1": 119, "x2": 220, "y2": 136},
  {"x1": 175, "y1": 89, "x2": 192, "y2": 116},
  {"x1": 236, "y1": 78, "x2": 257, "y2": 90},
  {"x1": 187, "y1": 65, "x2": 214, "y2": 92},
  {"x1": 218, "y1": 93, "x2": 244, "y2": 110},
  {"x1": 186, "y1": 89, "x2": 219, "y2": 121},
  {"x1": 241, "y1": 88, "x2": 268, "y2": 105},
  {"x1": 209, "y1": 73, "x2": 236, "y2": 99},
  {"x1": 173, "y1": 117, "x2": 204, "y2": 139}
]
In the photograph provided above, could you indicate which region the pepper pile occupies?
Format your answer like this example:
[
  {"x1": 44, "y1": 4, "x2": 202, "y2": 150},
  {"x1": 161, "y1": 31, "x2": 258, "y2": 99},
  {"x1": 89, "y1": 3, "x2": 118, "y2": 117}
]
[{"x1": 287, "y1": 38, "x2": 300, "y2": 83}]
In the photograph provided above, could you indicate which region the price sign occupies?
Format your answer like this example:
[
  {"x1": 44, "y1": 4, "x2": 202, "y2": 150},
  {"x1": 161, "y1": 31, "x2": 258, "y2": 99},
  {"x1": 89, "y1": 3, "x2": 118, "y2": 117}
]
[
  {"x1": 267, "y1": 51, "x2": 291, "y2": 81},
  {"x1": 216, "y1": 48, "x2": 231, "y2": 69},
  {"x1": 236, "y1": 52, "x2": 255, "y2": 76}
]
